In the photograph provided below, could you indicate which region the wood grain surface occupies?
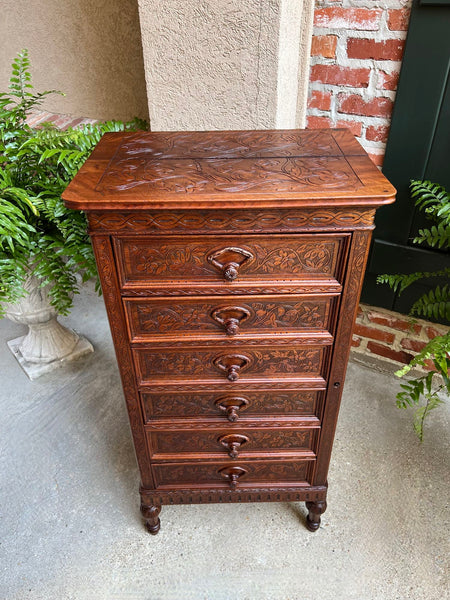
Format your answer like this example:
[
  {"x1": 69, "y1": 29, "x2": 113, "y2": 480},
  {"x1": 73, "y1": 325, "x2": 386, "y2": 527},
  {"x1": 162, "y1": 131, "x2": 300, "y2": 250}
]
[
  {"x1": 63, "y1": 129, "x2": 396, "y2": 209},
  {"x1": 62, "y1": 128, "x2": 396, "y2": 533}
]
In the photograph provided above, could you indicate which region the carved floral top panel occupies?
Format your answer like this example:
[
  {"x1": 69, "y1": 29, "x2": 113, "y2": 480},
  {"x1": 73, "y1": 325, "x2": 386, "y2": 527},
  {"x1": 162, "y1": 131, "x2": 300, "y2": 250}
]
[
  {"x1": 95, "y1": 155, "x2": 361, "y2": 196},
  {"x1": 105, "y1": 130, "x2": 345, "y2": 160},
  {"x1": 62, "y1": 129, "x2": 396, "y2": 210}
]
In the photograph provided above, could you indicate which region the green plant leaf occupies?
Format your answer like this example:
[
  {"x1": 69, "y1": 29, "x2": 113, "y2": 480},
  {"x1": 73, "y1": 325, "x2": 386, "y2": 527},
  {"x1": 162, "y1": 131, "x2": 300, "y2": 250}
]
[
  {"x1": 383, "y1": 180, "x2": 450, "y2": 441},
  {"x1": 410, "y1": 285, "x2": 450, "y2": 321},
  {"x1": 0, "y1": 49, "x2": 146, "y2": 316}
]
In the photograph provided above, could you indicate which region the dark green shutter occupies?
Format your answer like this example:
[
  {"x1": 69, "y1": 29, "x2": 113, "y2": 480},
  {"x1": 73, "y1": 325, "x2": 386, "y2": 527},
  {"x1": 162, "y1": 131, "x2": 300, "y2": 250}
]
[{"x1": 362, "y1": 0, "x2": 450, "y2": 322}]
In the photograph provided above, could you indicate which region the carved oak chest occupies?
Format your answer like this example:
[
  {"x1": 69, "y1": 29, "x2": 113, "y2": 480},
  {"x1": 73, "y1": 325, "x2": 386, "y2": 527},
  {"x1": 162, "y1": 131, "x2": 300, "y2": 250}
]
[{"x1": 63, "y1": 129, "x2": 395, "y2": 534}]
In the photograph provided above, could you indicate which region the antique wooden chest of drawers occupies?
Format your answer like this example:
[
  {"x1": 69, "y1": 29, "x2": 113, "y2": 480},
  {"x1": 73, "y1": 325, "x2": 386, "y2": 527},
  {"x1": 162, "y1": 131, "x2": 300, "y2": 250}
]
[{"x1": 63, "y1": 129, "x2": 395, "y2": 534}]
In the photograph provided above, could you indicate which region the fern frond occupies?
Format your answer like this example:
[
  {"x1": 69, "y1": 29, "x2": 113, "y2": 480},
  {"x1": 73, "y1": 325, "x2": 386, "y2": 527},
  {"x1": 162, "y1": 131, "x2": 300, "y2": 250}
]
[
  {"x1": 8, "y1": 49, "x2": 32, "y2": 102},
  {"x1": 413, "y1": 223, "x2": 450, "y2": 248},
  {"x1": 410, "y1": 179, "x2": 450, "y2": 226},
  {"x1": 396, "y1": 331, "x2": 450, "y2": 377},
  {"x1": 410, "y1": 285, "x2": 450, "y2": 321},
  {"x1": 377, "y1": 268, "x2": 450, "y2": 295},
  {"x1": 0, "y1": 249, "x2": 29, "y2": 313},
  {"x1": 412, "y1": 393, "x2": 444, "y2": 442},
  {"x1": 383, "y1": 181, "x2": 450, "y2": 441},
  {"x1": 0, "y1": 49, "x2": 146, "y2": 316},
  {"x1": 395, "y1": 333, "x2": 450, "y2": 440}
]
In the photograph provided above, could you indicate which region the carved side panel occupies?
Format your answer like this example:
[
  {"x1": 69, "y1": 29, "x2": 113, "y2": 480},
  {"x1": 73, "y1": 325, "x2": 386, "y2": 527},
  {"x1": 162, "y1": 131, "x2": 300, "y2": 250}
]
[
  {"x1": 134, "y1": 346, "x2": 325, "y2": 384},
  {"x1": 90, "y1": 236, "x2": 153, "y2": 487},
  {"x1": 141, "y1": 389, "x2": 319, "y2": 420},
  {"x1": 152, "y1": 459, "x2": 312, "y2": 488},
  {"x1": 314, "y1": 230, "x2": 373, "y2": 485}
]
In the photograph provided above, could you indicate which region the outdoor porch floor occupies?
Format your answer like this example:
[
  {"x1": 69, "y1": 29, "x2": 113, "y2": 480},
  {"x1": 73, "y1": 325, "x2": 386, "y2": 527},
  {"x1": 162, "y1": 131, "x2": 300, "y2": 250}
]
[{"x1": 1, "y1": 283, "x2": 449, "y2": 600}]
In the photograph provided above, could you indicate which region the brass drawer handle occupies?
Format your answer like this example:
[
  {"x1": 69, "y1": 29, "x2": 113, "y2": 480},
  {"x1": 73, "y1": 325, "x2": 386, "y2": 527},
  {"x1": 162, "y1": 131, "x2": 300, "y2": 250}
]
[
  {"x1": 211, "y1": 305, "x2": 251, "y2": 336},
  {"x1": 207, "y1": 246, "x2": 254, "y2": 281},
  {"x1": 215, "y1": 396, "x2": 249, "y2": 422},
  {"x1": 218, "y1": 434, "x2": 249, "y2": 458},
  {"x1": 218, "y1": 466, "x2": 248, "y2": 489},
  {"x1": 213, "y1": 353, "x2": 251, "y2": 381}
]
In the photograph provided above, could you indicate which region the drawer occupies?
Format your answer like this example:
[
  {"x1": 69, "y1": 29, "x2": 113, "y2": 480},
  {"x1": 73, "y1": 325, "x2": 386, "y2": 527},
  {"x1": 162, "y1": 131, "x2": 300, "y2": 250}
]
[
  {"x1": 124, "y1": 294, "x2": 338, "y2": 341},
  {"x1": 114, "y1": 234, "x2": 350, "y2": 291},
  {"x1": 152, "y1": 459, "x2": 314, "y2": 489},
  {"x1": 141, "y1": 388, "x2": 323, "y2": 422},
  {"x1": 147, "y1": 425, "x2": 318, "y2": 460},
  {"x1": 133, "y1": 345, "x2": 330, "y2": 385}
]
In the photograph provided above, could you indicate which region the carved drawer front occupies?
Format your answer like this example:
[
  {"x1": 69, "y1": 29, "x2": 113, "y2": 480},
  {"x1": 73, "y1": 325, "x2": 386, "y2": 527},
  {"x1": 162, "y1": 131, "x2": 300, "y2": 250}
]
[
  {"x1": 141, "y1": 389, "x2": 323, "y2": 422},
  {"x1": 113, "y1": 234, "x2": 350, "y2": 291},
  {"x1": 147, "y1": 426, "x2": 318, "y2": 460},
  {"x1": 133, "y1": 345, "x2": 329, "y2": 385},
  {"x1": 152, "y1": 459, "x2": 314, "y2": 489},
  {"x1": 125, "y1": 294, "x2": 338, "y2": 341}
]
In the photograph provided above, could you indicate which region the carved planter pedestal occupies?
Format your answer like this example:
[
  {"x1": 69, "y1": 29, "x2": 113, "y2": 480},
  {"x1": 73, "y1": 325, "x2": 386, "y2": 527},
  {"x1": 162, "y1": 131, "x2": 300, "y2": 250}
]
[{"x1": 4, "y1": 275, "x2": 93, "y2": 380}]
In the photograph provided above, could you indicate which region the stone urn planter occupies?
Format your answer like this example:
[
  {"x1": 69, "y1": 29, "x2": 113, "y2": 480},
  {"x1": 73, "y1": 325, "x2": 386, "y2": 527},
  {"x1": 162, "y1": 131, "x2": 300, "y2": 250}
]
[{"x1": 4, "y1": 275, "x2": 93, "y2": 379}]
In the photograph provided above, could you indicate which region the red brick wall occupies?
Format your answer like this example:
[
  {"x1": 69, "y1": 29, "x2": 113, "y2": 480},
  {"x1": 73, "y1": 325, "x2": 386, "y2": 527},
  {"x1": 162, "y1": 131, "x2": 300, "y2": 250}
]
[
  {"x1": 307, "y1": 0, "x2": 412, "y2": 166},
  {"x1": 26, "y1": 111, "x2": 97, "y2": 129},
  {"x1": 352, "y1": 304, "x2": 448, "y2": 372}
]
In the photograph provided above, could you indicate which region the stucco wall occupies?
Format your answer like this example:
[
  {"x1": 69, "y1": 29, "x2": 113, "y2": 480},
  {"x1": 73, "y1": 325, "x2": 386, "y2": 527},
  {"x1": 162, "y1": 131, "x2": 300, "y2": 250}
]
[
  {"x1": 137, "y1": 0, "x2": 314, "y2": 131},
  {"x1": 1, "y1": 0, "x2": 148, "y2": 122}
]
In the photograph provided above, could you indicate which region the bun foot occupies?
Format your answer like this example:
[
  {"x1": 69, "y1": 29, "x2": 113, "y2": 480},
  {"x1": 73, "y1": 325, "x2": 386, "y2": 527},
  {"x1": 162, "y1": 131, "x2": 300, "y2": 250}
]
[
  {"x1": 305, "y1": 500, "x2": 327, "y2": 532},
  {"x1": 141, "y1": 503, "x2": 161, "y2": 535},
  {"x1": 305, "y1": 516, "x2": 320, "y2": 532},
  {"x1": 145, "y1": 519, "x2": 161, "y2": 535}
]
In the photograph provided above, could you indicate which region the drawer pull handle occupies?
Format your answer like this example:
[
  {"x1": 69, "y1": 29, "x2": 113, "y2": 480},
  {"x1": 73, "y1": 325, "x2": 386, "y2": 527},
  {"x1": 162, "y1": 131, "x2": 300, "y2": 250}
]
[
  {"x1": 207, "y1": 247, "x2": 254, "y2": 281},
  {"x1": 218, "y1": 434, "x2": 249, "y2": 458},
  {"x1": 215, "y1": 396, "x2": 249, "y2": 422},
  {"x1": 213, "y1": 354, "x2": 251, "y2": 381},
  {"x1": 218, "y1": 466, "x2": 248, "y2": 489},
  {"x1": 211, "y1": 306, "x2": 251, "y2": 336}
]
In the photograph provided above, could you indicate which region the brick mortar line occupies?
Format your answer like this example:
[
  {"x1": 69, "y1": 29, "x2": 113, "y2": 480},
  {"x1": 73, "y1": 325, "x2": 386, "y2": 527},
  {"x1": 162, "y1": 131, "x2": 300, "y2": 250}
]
[
  {"x1": 307, "y1": 0, "x2": 412, "y2": 164},
  {"x1": 352, "y1": 303, "x2": 448, "y2": 371}
]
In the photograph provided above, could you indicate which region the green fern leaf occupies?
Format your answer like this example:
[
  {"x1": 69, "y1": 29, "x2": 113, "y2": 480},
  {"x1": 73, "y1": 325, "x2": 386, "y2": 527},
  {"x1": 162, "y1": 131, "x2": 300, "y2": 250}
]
[
  {"x1": 413, "y1": 223, "x2": 450, "y2": 248},
  {"x1": 410, "y1": 286, "x2": 450, "y2": 320}
]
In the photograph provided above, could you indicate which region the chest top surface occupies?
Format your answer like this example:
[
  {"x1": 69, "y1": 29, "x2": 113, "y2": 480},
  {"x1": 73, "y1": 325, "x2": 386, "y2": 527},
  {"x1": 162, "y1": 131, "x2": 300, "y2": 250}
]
[{"x1": 62, "y1": 128, "x2": 395, "y2": 211}]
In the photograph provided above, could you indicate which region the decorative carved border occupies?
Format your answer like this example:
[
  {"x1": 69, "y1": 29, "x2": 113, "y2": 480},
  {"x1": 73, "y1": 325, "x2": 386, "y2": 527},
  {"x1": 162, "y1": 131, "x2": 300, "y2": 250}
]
[
  {"x1": 91, "y1": 236, "x2": 154, "y2": 486},
  {"x1": 314, "y1": 230, "x2": 373, "y2": 485},
  {"x1": 140, "y1": 485, "x2": 327, "y2": 506},
  {"x1": 130, "y1": 336, "x2": 333, "y2": 348},
  {"x1": 88, "y1": 208, "x2": 375, "y2": 234},
  {"x1": 143, "y1": 380, "x2": 327, "y2": 393},
  {"x1": 144, "y1": 419, "x2": 321, "y2": 430},
  {"x1": 121, "y1": 284, "x2": 343, "y2": 296}
]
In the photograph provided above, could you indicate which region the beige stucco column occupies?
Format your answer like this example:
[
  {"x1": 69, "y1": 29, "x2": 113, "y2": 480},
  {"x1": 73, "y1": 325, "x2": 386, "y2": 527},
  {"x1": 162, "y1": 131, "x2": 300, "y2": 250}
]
[{"x1": 137, "y1": 0, "x2": 314, "y2": 131}]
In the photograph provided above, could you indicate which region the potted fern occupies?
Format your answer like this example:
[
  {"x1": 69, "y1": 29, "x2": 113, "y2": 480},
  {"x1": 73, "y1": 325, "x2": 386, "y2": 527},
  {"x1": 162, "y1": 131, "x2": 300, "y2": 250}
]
[
  {"x1": 378, "y1": 180, "x2": 450, "y2": 440},
  {"x1": 0, "y1": 50, "x2": 145, "y2": 377}
]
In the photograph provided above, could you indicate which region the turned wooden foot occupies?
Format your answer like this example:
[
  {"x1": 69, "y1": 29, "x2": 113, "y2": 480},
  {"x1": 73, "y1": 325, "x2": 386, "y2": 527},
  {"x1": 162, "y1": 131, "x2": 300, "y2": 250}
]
[
  {"x1": 141, "y1": 503, "x2": 161, "y2": 535},
  {"x1": 305, "y1": 500, "x2": 327, "y2": 532}
]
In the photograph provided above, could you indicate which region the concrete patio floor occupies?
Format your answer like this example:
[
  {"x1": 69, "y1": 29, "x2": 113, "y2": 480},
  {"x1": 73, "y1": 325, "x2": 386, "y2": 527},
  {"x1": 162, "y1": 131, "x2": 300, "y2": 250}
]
[{"x1": 1, "y1": 283, "x2": 449, "y2": 600}]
